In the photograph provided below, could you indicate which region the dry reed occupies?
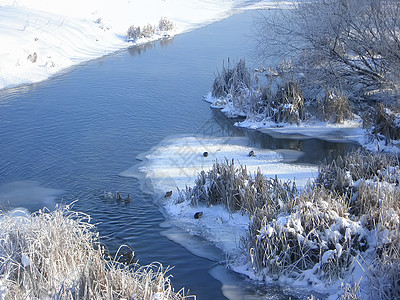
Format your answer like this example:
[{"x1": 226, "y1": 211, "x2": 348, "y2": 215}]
[{"x1": 0, "y1": 205, "x2": 190, "y2": 299}]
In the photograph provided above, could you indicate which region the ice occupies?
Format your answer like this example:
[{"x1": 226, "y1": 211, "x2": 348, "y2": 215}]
[{"x1": 0, "y1": 180, "x2": 63, "y2": 211}]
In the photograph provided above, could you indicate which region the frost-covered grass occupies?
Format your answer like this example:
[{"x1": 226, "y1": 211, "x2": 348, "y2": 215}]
[
  {"x1": 182, "y1": 159, "x2": 297, "y2": 215},
  {"x1": 371, "y1": 103, "x2": 400, "y2": 145},
  {"x1": 179, "y1": 151, "x2": 400, "y2": 299},
  {"x1": 0, "y1": 205, "x2": 189, "y2": 299},
  {"x1": 209, "y1": 60, "x2": 351, "y2": 126},
  {"x1": 318, "y1": 88, "x2": 353, "y2": 124}
]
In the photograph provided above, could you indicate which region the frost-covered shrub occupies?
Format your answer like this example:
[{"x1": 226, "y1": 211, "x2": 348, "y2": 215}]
[
  {"x1": 211, "y1": 60, "x2": 307, "y2": 124},
  {"x1": 368, "y1": 258, "x2": 400, "y2": 300},
  {"x1": 372, "y1": 103, "x2": 400, "y2": 144},
  {"x1": 319, "y1": 88, "x2": 353, "y2": 123},
  {"x1": 127, "y1": 25, "x2": 141, "y2": 40},
  {"x1": 0, "y1": 206, "x2": 188, "y2": 299},
  {"x1": 212, "y1": 59, "x2": 254, "y2": 100},
  {"x1": 141, "y1": 24, "x2": 156, "y2": 38},
  {"x1": 355, "y1": 180, "x2": 400, "y2": 231},
  {"x1": 340, "y1": 279, "x2": 361, "y2": 300},
  {"x1": 158, "y1": 17, "x2": 174, "y2": 32}
]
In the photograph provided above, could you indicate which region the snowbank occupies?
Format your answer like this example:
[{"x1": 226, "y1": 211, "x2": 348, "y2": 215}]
[
  {"x1": 122, "y1": 135, "x2": 318, "y2": 256},
  {"x1": 0, "y1": 0, "x2": 271, "y2": 90}
]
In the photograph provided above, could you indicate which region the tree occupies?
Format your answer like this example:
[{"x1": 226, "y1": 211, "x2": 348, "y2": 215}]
[{"x1": 254, "y1": 0, "x2": 400, "y2": 94}]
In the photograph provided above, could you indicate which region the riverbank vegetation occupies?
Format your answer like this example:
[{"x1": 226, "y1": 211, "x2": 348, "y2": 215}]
[
  {"x1": 127, "y1": 17, "x2": 174, "y2": 41},
  {"x1": 181, "y1": 151, "x2": 400, "y2": 298},
  {"x1": 209, "y1": 0, "x2": 400, "y2": 149},
  {"x1": 0, "y1": 205, "x2": 189, "y2": 299}
]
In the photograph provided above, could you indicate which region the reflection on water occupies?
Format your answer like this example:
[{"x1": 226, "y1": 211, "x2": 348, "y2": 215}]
[{"x1": 127, "y1": 38, "x2": 175, "y2": 57}]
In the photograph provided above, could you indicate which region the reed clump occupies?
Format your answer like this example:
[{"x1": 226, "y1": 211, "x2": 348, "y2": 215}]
[
  {"x1": 318, "y1": 88, "x2": 353, "y2": 124},
  {"x1": 211, "y1": 59, "x2": 254, "y2": 104},
  {"x1": 187, "y1": 159, "x2": 297, "y2": 216},
  {"x1": 316, "y1": 149, "x2": 399, "y2": 196},
  {"x1": 211, "y1": 60, "x2": 307, "y2": 124},
  {"x1": 372, "y1": 103, "x2": 400, "y2": 144},
  {"x1": 247, "y1": 185, "x2": 363, "y2": 283},
  {"x1": 0, "y1": 206, "x2": 189, "y2": 299}
]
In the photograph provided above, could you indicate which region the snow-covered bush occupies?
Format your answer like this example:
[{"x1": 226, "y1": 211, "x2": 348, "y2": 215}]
[
  {"x1": 127, "y1": 25, "x2": 141, "y2": 40},
  {"x1": 272, "y1": 80, "x2": 304, "y2": 124},
  {"x1": 211, "y1": 60, "x2": 308, "y2": 124},
  {"x1": 158, "y1": 17, "x2": 174, "y2": 32},
  {"x1": 246, "y1": 185, "x2": 364, "y2": 282},
  {"x1": 127, "y1": 18, "x2": 174, "y2": 41},
  {"x1": 141, "y1": 24, "x2": 156, "y2": 38},
  {"x1": 0, "y1": 206, "x2": 188, "y2": 299},
  {"x1": 368, "y1": 257, "x2": 400, "y2": 299},
  {"x1": 316, "y1": 150, "x2": 399, "y2": 196},
  {"x1": 319, "y1": 88, "x2": 353, "y2": 123}
]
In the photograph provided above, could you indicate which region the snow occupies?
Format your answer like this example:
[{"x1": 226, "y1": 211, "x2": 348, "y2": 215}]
[
  {"x1": 0, "y1": 0, "x2": 272, "y2": 90},
  {"x1": 121, "y1": 134, "x2": 320, "y2": 297},
  {"x1": 122, "y1": 135, "x2": 318, "y2": 256},
  {"x1": 206, "y1": 92, "x2": 366, "y2": 144},
  {"x1": 121, "y1": 133, "x2": 399, "y2": 299}
]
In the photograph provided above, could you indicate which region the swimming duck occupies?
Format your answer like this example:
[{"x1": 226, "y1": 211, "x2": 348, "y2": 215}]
[
  {"x1": 116, "y1": 192, "x2": 122, "y2": 201},
  {"x1": 165, "y1": 191, "x2": 173, "y2": 198},
  {"x1": 125, "y1": 194, "x2": 131, "y2": 204},
  {"x1": 203, "y1": 151, "x2": 208, "y2": 157},
  {"x1": 248, "y1": 150, "x2": 255, "y2": 157}
]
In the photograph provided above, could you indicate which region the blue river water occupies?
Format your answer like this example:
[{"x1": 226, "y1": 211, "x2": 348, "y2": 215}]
[{"x1": 0, "y1": 10, "x2": 357, "y2": 299}]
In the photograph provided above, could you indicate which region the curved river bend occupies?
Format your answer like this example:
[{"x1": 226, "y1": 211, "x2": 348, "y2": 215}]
[{"x1": 0, "y1": 10, "x2": 357, "y2": 299}]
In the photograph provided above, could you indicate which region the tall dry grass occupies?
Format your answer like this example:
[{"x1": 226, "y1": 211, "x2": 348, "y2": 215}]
[
  {"x1": 372, "y1": 103, "x2": 400, "y2": 144},
  {"x1": 0, "y1": 205, "x2": 190, "y2": 299},
  {"x1": 187, "y1": 159, "x2": 297, "y2": 216},
  {"x1": 182, "y1": 151, "x2": 400, "y2": 298},
  {"x1": 318, "y1": 87, "x2": 353, "y2": 124},
  {"x1": 212, "y1": 60, "x2": 308, "y2": 124}
]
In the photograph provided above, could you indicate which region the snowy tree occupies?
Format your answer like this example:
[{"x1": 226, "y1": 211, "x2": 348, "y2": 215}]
[{"x1": 254, "y1": 0, "x2": 400, "y2": 93}]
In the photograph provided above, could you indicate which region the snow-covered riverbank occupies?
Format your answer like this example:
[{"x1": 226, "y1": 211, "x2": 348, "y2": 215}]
[{"x1": 0, "y1": 0, "x2": 274, "y2": 90}]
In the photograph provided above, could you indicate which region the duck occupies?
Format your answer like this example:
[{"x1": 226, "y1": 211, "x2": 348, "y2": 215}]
[
  {"x1": 194, "y1": 211, "x2": 203, "y2": 219},
  {"x1": 248, "y1": 150, "x2": 255, "y2": 157},
  {"x1": 165, "y1": 191, "x2": 173, "y2": 198},
  {"x1": 116, "y1": 192, "x2": 122, "y2": 201},
  {"x1": 125, "y1": 194, "x2": 131, "y2": 204},
  {"x1": 203, "y1": 151, "x2": 208, "y2": 157}
]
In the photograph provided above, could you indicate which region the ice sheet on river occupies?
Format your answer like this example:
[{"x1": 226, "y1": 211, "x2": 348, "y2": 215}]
[{"x1": 0, "y1": 180, "x2": 63, "y2": 212}]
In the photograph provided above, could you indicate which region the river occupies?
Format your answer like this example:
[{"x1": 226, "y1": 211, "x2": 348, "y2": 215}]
[{"x1": 0, "y1": 10, "x2": 358, "y2": 299}]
